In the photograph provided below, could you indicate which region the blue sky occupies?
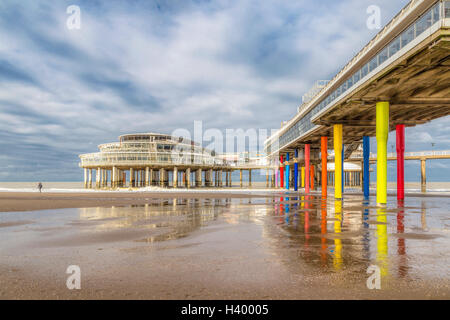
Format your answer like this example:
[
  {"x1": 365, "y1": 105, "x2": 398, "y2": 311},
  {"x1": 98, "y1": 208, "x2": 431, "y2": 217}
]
[{"x1": 0, "y1": 0, "x2": 448, "y2": 182}]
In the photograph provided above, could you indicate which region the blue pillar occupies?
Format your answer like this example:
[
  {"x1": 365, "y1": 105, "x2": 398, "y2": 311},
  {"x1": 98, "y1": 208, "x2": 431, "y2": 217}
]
[
  {"x1": 341, "y1": 144, "x2": 344, "y2": 193},
  {"x1": 363, "y1": 136, "x2": 370, "y2": 199},
  {"x1": 294, "y1": 149, "x2": 299, "y2": 191},
  {"x1": 285, "y1": 153, "x2": 290, "y2": 190}
]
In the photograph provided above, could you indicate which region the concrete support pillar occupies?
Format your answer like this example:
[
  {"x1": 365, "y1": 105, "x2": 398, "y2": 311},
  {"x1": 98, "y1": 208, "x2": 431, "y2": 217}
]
[
  {"x1": 240, "y1": 169, "x2": 243, "y2": 188},
  {"x1": 186, "y1": 168, "x2": 191, "y2": 188},
  {"x1": 149, "y1": 168, "x2": 153, "y2": 186},
  {"x1": 301, "y1": 166, "x2": 305, "y2": 188},
  {"x1": 311, "y1": 164, "x2": 315, "y2": 190},
  {"x1": 285, "y1": 153, "x2": 290, "y2": 190},
  {"x1": 363, "y1": 136, "x2": 370, "y2": 199},
  {"x1": 229, "y1": 171, "x2": 233, "y2": 187},
  {"x1": 266, "y1": 170, "x2": 269, "y2": 188},
  {"x1": 196, "y1": 169, "x2": 202, "y2": 187},
  {"x1": 376, "y1": 101, "x2": 389, "y2": 205},
  {"x1": 84, "y1": 168, "x2": 88, "y2": 188},
  {"x1": 305, "y1": 144, "x2": 310, "y2": 193},
  {"x1": 279, "y1": 155, "x2": 284, "y2": 188},
  {"x1": 333, "y1": 124, "x2": 343, "y2": 199},
  {"x1": 421, "y1": 159, "x2": 426, "y2": 193},
  {"x1": 95, "y1": 168, "x2": 99, "y2": 188},
  {"x1": 145, "y1": 167, "x2": 149, "y2": 187},
  {"x1": 248, "y1": 169, "x2": 252, "y2": 187},
  {"x1": 112, "y1": 166, "x2": 117, "y2": 189},
  {"x1": 219, "y1": 170, "x2": 222, "y2": 187},
  {"x1": 321, "y1": 137, "x2": 328, "y2": 197},
  {"x1": 129, "y1": 168, "x2": 134, "y2": 188},
  {"x1": 396, "y1": 124, "x2": 405, "y2": 200},
  {"x1": 88, "y1": 169, "x2": 92, "y2": 189},
  {"x1": 173, "y1": 167, "x2": 178, "y2": 188},
  {"x1": 159, "y1": 168, "x2": 164, "y2": 187},
  {"x1": 294, "y1": 150, "x2": 299, "y2": 191},
  {"x1": 208, "y1": 169, "x2": 213, "y2": 187}
]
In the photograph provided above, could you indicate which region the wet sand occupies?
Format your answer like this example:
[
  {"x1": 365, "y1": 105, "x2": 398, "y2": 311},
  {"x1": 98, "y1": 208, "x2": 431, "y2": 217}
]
[
  {"x1": 0, "y1": 192, "x2": 449, "y2": 300},
  {"x1": 0, "y1": 191, "x2": 273, "y2": 212}
]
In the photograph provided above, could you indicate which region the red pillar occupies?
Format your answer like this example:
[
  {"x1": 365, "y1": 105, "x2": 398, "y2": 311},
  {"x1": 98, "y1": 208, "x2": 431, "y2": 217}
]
[
  {"x1": 280, "y1": 155, "x2": 284, "y2": 188},
  {"x1": 396, "y1": 125, "x2": 405, "y2": 200},
  {"x1": 321, "y1": 137, "x2": 328, "y2": 197},
  {"x1": 305, "y1": 144, "x2": 310, "y2": 193},
  {"x1": 310, "y1": 165, "x2": 315, "y2": 190}
]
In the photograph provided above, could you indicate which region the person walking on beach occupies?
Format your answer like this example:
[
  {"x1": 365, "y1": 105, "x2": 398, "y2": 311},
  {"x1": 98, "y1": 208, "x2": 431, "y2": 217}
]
[{"x1": 37, "y1": 182, "x2": 43, "y2": 193}]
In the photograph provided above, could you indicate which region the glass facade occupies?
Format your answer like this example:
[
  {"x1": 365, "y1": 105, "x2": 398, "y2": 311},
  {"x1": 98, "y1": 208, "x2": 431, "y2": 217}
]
[{"x1": 267, "y1": 1, "x2": 445, "y2": 154}]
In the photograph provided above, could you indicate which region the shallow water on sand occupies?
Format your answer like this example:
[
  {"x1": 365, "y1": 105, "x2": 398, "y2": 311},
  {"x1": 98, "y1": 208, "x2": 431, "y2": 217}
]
[{"x1": 0, "y1": 194, "x2": 449, "y2": 299}]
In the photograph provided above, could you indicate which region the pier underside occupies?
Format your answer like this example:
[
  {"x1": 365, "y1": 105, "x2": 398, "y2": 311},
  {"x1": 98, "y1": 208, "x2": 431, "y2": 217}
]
[{"x1": 292, "y1": 32, "x2": 450, "y2": 150}]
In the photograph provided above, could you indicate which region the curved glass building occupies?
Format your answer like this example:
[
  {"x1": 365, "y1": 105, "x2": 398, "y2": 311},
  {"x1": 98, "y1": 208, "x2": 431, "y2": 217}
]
[{"x1": 79, "y1": 133, "x2": 271, "y2": 189}]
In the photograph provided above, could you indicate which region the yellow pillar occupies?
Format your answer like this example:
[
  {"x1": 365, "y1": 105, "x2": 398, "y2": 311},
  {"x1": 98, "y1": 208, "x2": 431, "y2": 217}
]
[
  {"x1": 333, "y1": 124, "x2": 343, "y2": 199},
  {"x1": 376, "y1": 101, "x2": 389, "y2": 205},
  {"x1": 301, "y1": 166, "x2": 305, "y2": 188}
]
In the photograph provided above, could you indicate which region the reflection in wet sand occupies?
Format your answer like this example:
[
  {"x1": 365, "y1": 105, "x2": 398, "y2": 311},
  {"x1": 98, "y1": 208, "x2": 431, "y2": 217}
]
[{"x1": 0, "y1": 193, "x2": 449, "y2": 299}]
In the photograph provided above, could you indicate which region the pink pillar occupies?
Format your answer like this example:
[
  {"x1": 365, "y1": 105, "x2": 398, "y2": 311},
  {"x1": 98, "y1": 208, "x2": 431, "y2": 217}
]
[{"x1": 305, "y1": 144, "x2": 310, "y2": 193}]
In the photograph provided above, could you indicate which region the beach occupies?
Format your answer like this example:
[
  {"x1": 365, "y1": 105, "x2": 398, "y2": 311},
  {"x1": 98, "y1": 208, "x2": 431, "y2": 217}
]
[{"x1": 0, "y1": 189, "x2": 449, "y2": 300}]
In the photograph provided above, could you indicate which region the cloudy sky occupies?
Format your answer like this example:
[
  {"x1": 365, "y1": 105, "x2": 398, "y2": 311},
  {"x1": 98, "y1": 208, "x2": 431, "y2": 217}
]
[{"x1": 0, "y1": 0, "x2": 448, "y2": 182}]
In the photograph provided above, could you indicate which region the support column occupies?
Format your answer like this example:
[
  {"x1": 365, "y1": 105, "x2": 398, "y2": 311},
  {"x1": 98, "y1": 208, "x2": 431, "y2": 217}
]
[
  {"x1": 279, "y1": 155, "x2": 284, "y2": 188},
  {"x1": 186, "y1": 168, "x2": 191, "y2": 188},
  {"x1": 173, "y1": 167, "x2": 178, "y2": 188},
  {"x1": 149, "y1": 168, "x2": 153, "y2": 186},
  {"x1": 112, "y1": 166, "x2": 117, "y2": 189},
  {"x1": 240, "y1": 169, "x2": 243, "y2": 188},
  {"x1": 266, "y1": 170, "x2": 269, "y2": 188},
  {"x1": 84, "y1": 168, "x2": 88, "y2": 188},
  {"x1": 363, "y1": 136, "x2": 370, "y2": 199},
  {"x1": 196, "y1": 169, "x2": 202, "y2": 187},
  {"x1": 421, "y1": 159, "x2": 426, "y2": 193},
  {"x1": 341, "y1": 145, "x2": 344, "y2": 194},
  {"x1": 88, "y1": 169, "x2": 92, "y2": 189},
  {"x1": 396, "y1": 125, "x2": 405, "y2": 200},
  {"x1": 285, "y1": 153, "x2": 290, "y2": 190},
  {"x1": 305, "y1": 144, "x2": 310, "y2": 193},
  {"x1": 311, "y1": 164, "x2": 315, "y2": 190},
  {"x1": 376, "y1": 101, "x2": 389, "y2": 205},
  {"x1": 95, "y1": 168, "x2": 100, "y2": 188},
  {"x1": 145, "y1": 167, "x2": 149, "y2": 187},
  {"x1": 301, "y1": 166, "x2": 305, "y2": 188},
  {"x1": 209, "y1": 169, "x2": 213, "y2": 187},
  {"x1": 321, "y1": 137, "x2": 328, "y2": 197},
  {"x1": 294, "y1": 149, "x2": 299, "y2": 191},
  {"x1": 248, "y1": 169, "x2": 252, "y2": 187},
  {"x1": 159, "y1": 168, "x2": 165, "y2": 187},
  {"x1": 129, "y1": 168, "x2": 134, "y2": 188},
  {"x1": 333, "y1": 124, "x2": 343, "y2": 199}
]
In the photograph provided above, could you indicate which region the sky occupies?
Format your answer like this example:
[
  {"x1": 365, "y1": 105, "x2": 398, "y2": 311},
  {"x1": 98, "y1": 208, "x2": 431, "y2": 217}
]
[{"x1": 0, "y1": 0, "x2": 448, "y2": 182}]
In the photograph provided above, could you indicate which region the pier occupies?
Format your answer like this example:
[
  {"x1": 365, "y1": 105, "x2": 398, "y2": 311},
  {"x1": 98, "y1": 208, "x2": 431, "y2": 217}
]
[
  {"x1": 79, "y1": 133, "x2": 276, "y2": 189},
  {"x1": 265, "y1": 0, "x2": 450, "y2": 204}
]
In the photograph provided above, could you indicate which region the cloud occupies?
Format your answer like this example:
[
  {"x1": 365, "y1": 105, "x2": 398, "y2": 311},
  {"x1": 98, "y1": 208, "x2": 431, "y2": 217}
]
[{"x1": 0, "y1": 0, "x2": 447, "y2": 181}]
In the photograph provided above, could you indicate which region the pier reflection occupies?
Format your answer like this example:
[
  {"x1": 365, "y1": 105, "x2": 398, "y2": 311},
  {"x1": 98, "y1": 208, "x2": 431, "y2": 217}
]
[
  {"x1": 262, "y1": 193, "x2": 441, "y2": 281},
  {"x1": 75, "y1": 193, "x2": 442, "y2": 282}
]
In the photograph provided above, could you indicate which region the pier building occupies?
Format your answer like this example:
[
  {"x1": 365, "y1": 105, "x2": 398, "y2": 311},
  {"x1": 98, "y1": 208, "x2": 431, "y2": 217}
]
[{"x1": 79, "y1": 133, "x2": 273, "y2": 189}]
